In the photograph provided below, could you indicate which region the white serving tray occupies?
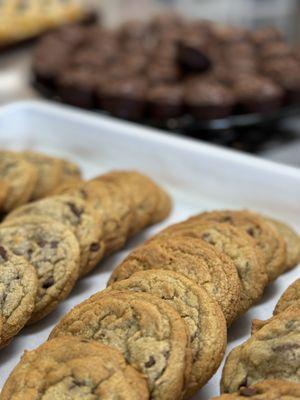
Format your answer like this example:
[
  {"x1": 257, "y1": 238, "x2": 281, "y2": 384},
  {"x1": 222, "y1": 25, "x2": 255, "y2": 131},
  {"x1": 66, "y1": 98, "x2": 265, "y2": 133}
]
[{"x1": 0, "y1": 100, "x2": 299, "y2": 399}]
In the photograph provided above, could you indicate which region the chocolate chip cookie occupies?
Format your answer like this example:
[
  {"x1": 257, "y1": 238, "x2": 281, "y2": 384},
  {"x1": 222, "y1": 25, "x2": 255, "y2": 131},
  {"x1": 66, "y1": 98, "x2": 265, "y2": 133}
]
[
  {"x1": 108, "y1": 236, "x2": 241, "y2": 325},
  {"x1": 21, "y1": 151, "x2": 63, "y2": 200},
  {"x1": 0, "y1": 151, "x2": 38, "y2": 212},
  {"x1": 0, "y1": 216, "x2": 80, "y2": 323},
  {"x1": 1, "y1": 337, "x2": 149, "y2": 400},
  {"x1": 5, "y1": 195, "x2": 105, "y2": 276},
  {"x1": 106, "y1": 269, "x2": 227, "y2": 397},
  {"x1": 154, "y1": 221, "x2": 268, "y2": 314},
  {"x1": 0, "y1": 245, "x2": 38, "y2": 345},
  {"x1": 266, "y1": 218, "x2": 300, "y2": 271},
  {"x1": 96, "y1": 171, "x2": 172, "y2": 236},
  {"x1": 221, "y1": 306, "x2": 300, "y2": 393},
  {"x1": 274, "y1": 279, "x2": 300, "y2": 316},
  {"x1": 50, "y1": 291, "x2": 192, "y2": 400},
  {"x1": 191, "y1": 210, "x2": 286, "y2": 281},
  {"x1": 0, "y1": 180, "x2": 8, "y2": 210},
  {"x1": 60, "y1": 159, "x2": 82, "y2": 183},
  {"x1": 213, "y1": 380, "x2": 300, "y2": 399}
]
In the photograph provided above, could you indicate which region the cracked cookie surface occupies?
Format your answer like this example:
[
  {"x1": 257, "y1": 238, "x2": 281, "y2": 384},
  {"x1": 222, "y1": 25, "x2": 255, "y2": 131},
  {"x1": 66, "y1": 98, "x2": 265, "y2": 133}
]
[
  {"x1": 0, "y1": 151, "x2": 38, "y2": 212},
  {"x1": 154, "y1": 221, "x2": 267, "y2": 314},
  {"x1": 213, "y1": 380, "x2": 300, "y2": 399},
  {"x1": 107, "y1": 269, "x2": 227, "y2": 397},
  {"x1": 0, "y1": 245, "x2": 37, "y2": 345},
  {"x1": 191, "y1": 210, "x2": 286, "y2": 281},
  {"x1": 0, "y1": 337, "x2": 149, "y2": 400},
  {"x1": 221, "y1": 306, "x2": 300, "y2": 393},
  {"x1": 274, "y1": 279, "x2": 300, "y2": 316},
  {"x1": 50, "y1": 291, "x2": 191, "y2": 400},
  {"x1": 6, "y1": 195, "x2": 104, "y2": 276},
  {"x1": 108, "y1": 236, "x2": 241, "y2": 324},
  {"x1": 0, "y1": 216, "x2": 80, "y2": 323}
]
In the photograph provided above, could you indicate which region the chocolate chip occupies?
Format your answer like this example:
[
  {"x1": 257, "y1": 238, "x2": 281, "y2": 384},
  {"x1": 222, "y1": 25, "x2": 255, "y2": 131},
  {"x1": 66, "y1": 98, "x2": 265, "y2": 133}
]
[
  {"x1": 163, "y1": 351, "x2": 170, "y2": 360},
  {"x1": 90, "y1": 242, "x2": 100, "y2": 252},
  {"x1": 67, "y1": 202, "x2": 83, "y2": 218},
  {"x1": 144, "y1": 356, "x2": 156, "y2": 368},
  {"x1": 0, "y1": 246, "x2": 8, "y2": 261},
  {"x1": 80, "y1": 339, "x2": 90, "y2": 343},
  {"x1": 247, "y1": 227, "x2": 255, "y2": 237},
  {"x1": 37, "y1": 239, "x2": 47, "y2": 248},
  {"x1": 79, "y1": 189, "x2": 88, "y2": 200},
  {"x1": 273, "y1": 343, "x2": 300, "y2": 352},
  {"x1": 50, "y1": 241, "x2": 59, "y2": 249},
  {"x1": 222, "y1": 216, "x2": 232, "y2": 222},
  {"x1": 239, "y1": 387, "x2": 258, "y2": 397},
  {"x1": 43, "y1": 277, "x2": 54, "y2": 289}
]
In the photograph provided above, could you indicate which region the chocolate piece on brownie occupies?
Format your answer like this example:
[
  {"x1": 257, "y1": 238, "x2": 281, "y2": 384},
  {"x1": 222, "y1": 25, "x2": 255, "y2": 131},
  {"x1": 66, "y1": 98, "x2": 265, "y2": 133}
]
[
  {"x1": 184, "y1": 78, "x2": 235, "y2": 119},
  {"x1": 178, "y1": 33, "x2": 212, "y2": 73},
  {"x1": 147, "y1": 83, "x2": 184, "y2": 120}
]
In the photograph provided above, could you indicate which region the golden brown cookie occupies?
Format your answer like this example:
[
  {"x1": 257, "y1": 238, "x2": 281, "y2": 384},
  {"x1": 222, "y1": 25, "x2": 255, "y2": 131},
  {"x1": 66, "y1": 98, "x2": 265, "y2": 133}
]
[
  {"x1": 191, "y1": 210, "x2": 286, "y2": 281},
  {"x1": 0, "y1": 245, "x2": 37, "y2": 345},
  {"x1": 108, "y1": 236, "x2": 241, "y2": 325},
  {"x1": 0, "y1": 337, "x2": 149, "y2": 400},
  {"x1": 274, "y1": 279, "x2": 300, "y2": 316},
  {"x1": 95, "y1": 171, "x2": 172, "y2": 236},
  {"x1": 266, "y1": 218, "x2": 300, "y2": 271},
  {"x1": 6, "y1": 195, "x2": 105, "y2": 276},
  {"x1": 221, "y1": 305, "x2": 300, "y2": 393},
  {"x1": 21, "y1": 151, "x2": 63, "y2": 200},
  {"x1": 154, "y1": 221, "x2": 268, "y2": 314},
  {"x1": 0, "y1": 151, "x2": 38, "y2": 212},
  {"x1": 0, "y1": 216, "x2": 80, "y2": 323},
  {"x1": 50, "y1": 291, "x2": 192, "y2": 400},
  {"x1": 213, "y1": 380, "x2": 300, "y2": 399},
  {"x1": 0, "y1": 180, "x2": 8, "y2": 210},
  {"x1": 60, "y1": 159, "x2": 82, "y2": 183},
  {"x1": 107, "y1": 269, "x2": 227, "y2": 397}
]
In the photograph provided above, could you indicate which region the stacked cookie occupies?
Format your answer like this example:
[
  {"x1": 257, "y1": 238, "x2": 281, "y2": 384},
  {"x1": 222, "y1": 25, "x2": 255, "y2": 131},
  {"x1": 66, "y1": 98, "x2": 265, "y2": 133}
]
[
  {"x1": 215, "y1": 278, "x2": 300, "y2": 399},
  {"x1": 0, "y1": 150, "x2": 81, "y2": 213},
  {"x1": 0, "y1": 169, "x2": 171, "y2": 347}
]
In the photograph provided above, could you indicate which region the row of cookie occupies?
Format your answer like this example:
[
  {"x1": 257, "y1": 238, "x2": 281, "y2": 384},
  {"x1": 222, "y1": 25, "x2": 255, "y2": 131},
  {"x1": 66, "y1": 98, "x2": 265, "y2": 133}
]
[
  {"x1": 214, "y1": 278, "x2": 300, "y2": 398},
  {"x1": 0, "y1": 171, "x2": 171, "y2": 347},
  {"x1": 0, "y1": 150, "x2": 81, "y2": 212},
  {"x1": 1, "y1": 282, "x2": 299, "y2": 400}
]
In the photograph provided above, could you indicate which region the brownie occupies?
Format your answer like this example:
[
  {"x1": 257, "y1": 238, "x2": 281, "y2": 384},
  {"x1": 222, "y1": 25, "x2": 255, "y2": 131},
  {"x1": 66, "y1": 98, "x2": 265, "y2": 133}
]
[
  {"x1": 259, "y1": 42, "x2": 293, "y2": 60},
  {"x1": 52, "y1": 25, "x2": 87, "y2": 47},
  {"x1": 119, "y1": 20, "x2": 150, "y2": 44},
  {"x1": 178, "y1": 33, "x2": 212, "y2": 73},
  {"x1": 232, "y1": 75, "x2": 284, "y2": 114},
  {"x1": 210, "y1": 25, "x2": 249, "y2": 45},
  {"x1": 250, "y1": 26, "x2": 283, "y2": 46},
  {"x1": 98, "y1": 77, "x2": 148, "y2": 120},
  {"x1": 147, "y1": 62, "x2": 181, "y2": 84},
  {"x1": 151, "y1": 42, "x2": 178, "y2": 63},
  {"x1": 71, "y1": 49, "x2": 108, "y2": 70},
  {"x1": 57, "y1": 68, "x2": 100, "y2": 108},
  {"x1": 147, "y1": 83, "x2": 184, "y2": 119},
  {"x1": 184, "y1": 78, "x2": 235, "y2": 119}
]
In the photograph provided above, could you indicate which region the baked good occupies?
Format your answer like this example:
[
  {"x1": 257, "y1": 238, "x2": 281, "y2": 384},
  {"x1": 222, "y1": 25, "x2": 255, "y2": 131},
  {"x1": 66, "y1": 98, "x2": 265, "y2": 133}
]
[
  {"x1": 184, "y1": 79, "x2": 235, "y2": 120},
  {"x1": 191, "y1": 210, "x2": 287, "y2": 281},
  {"x1": 107, "y1": 269, "x2": 227, "y2": 396},
  {"x1": 60, "y1": 159, "x2": 82, "y2": 183},
  {"x1": 154, "y1": 221, "x2": 268, "y2": 314},
  {"x1": 0, "y1": 151, "x2": 38, "y2": 212},
  {"x1": 21, "y1": 151, "x2": 63, "y2": 200},
  {"x1": 0, "y1": 180, "x2": 8, "y2": 211},
  {"x1": 108, "y1": 236, "x2": 241, "y2": 325},
  {"x1": 250, "y1": 27, "x2": 283, "y2": 47},
  {"x1": 178, "y1": 33, "x2": 211, "y2": 72},
  {"x1": 147, "y1": 84, "x2": 184, "y2": 120},
  {"x1": 147, "y1": 62, "x2": 181, "y2": 84},
  {"x1": 274, "y1": 279, "x2": 300, "y2": 316},
  {"x1": 0, "y1": 216, "x2": 80, "y2": 323},
  {"x1": 96, "y1": 171, "x2": 172, "y2": 236},
  {"x1": 221, "y1": 305, "x2": 300, "y2": 393},
  {"x1": 0, "y1": 337, "x2": 149, "y2": 400},
  {"x1": 213, "y1": 380, "x2": 300, "y2": 399},
  {"x1": 266, "y1": 218, "x2": 300, "y2": 271},
  {"x1": 0, "y1": 245, "x2": 37, "y2": 346},
  {"x1": 5, "y1": 195, "x2": 105, "y2": 276},
  {"x1": 50, "y1": 291, "x2": 192, "y2": 400}
]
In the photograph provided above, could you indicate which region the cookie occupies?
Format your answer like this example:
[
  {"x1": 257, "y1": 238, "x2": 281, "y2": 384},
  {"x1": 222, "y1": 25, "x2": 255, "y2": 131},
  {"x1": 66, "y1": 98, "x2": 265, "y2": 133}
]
[
  {"x1": 0, "y1": 180, "x2": 8, "y2": 210},
  {"x1": 274, "y1": 279, "x2": 300, "y2": 316},
  {"x1": 0, "y1": 151, "x2": 38, "y2": 212},
  {"x1": 1, "y1": 337, "x2": 149, "y2": 400},
  {"x1": 6, "y1": 195, "x2": 105, "y2": 276},
  {"x1": 154, "y1": 221, "x2": 268, "y2": 314},
  {"x1": 221, "y1": 305, "x2": 300, "y2": 393},
  {"x1": 0, "y1": 216, "x2": 80, "y2": 323},
  {"x1": 266, "y1": 218, "x2": 300, "y2": 271},
  {"x1": 96, "y1": 171, "x2": 172, "y2": 236},
  {"x1": 108, "y1": 236, "x2": 241, "y2": 325},
  {"x1": 60, "y1": 159, "x2": 82, "y2": 183},
  {"x1": 0, "y1": 245, "x2": 37, "y2": 345},
  {"x1": 107, "y1": 269, "x2": 227, "y2": 397},
  {"x1": 191, "y1": 210, "x2": 287, "y2": 281},
  {"x1": 53, "y1": 179, "x2": 133, "y2": 255},
  {"x1": 213, "y1": 380, "x2": 300, "y2": 399},
  {"x1": 21, "y1": 151, "x2": 63, "y2": 200},
  {"x1": 50, "y1": 291, "x2": 192, "y2": 400}
]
